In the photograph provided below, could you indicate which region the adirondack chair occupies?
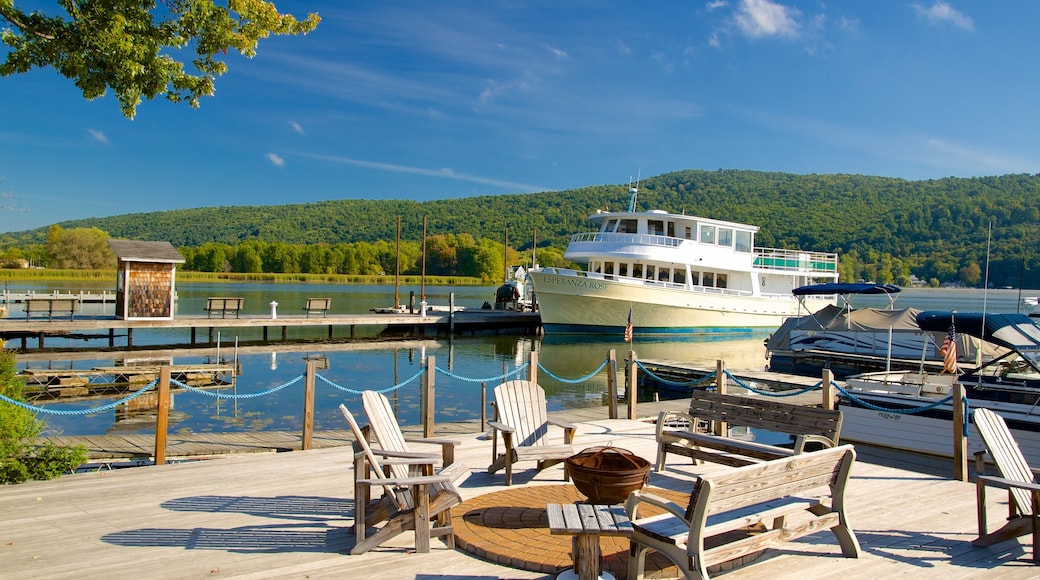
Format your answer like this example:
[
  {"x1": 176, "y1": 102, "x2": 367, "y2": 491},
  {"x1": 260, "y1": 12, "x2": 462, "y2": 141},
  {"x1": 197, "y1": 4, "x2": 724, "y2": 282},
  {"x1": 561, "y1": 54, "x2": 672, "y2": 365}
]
[
  {"x1": 487, "y1": 380, "x2": 576, "y2": 485},
  {"x1": 361, "y1": 390, "x2": 462, "y2": 470},
  {"x1": 973, "y1": 407, "x2": 1040, "y2": 562},
  {"x1": 339, "y1": 404, "x2": 466, "y2": 555}
]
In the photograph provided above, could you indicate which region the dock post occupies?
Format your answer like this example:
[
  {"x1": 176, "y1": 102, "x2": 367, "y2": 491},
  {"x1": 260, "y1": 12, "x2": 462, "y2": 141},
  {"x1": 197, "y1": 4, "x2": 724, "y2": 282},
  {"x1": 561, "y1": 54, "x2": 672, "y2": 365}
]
[
  {"x1": 302, "y1": 360, "x2": 317, "y2": 450},
  {"x1": 821, "y1": 369, "x2": 835, "y2": 410},
  {"x1": 481, "y1": 382, "x2": 487, "y2": 431},
  {"x1": 607, "y1": 349, "x2": 618, "y2": 419},
  {"x1": 952, "y1": 382, "x2": 967, "y2": 481},
  {"x1": 627, "y1": 350, "x2": 637, "y2": 420},
  {"x1": 423, "y1": 356, "x2": 436, "y2": 437},
  {"x1": 527, "y1": 351, "x2": 538, "y2": 385},
  {"x1": 154, "y1": 366, "x2": 171, "y2": 466},
  {"x1": 449, "y1": 293, "x2": 455, "y2": 335},
  {"x1": 715, "y1": 360, "x2": 727, "y2": 436}
]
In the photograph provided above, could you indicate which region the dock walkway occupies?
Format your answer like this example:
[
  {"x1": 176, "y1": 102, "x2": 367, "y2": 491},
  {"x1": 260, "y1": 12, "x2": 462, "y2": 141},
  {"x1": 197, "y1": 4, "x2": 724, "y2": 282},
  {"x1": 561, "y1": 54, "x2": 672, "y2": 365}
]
[{"x1": 8, "y1": 415, "x2": 1038, "y2": 579}]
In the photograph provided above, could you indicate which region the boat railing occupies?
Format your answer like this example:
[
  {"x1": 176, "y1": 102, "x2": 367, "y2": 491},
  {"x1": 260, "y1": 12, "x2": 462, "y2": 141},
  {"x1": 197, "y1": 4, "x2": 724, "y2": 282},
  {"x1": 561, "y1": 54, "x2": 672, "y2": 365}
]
[
  {"x1": 753, "y1": 248, "x2": 838, "y2": 274},
  {"x1": 570, "y1": 232, "x2": 683, "y2": 248}
]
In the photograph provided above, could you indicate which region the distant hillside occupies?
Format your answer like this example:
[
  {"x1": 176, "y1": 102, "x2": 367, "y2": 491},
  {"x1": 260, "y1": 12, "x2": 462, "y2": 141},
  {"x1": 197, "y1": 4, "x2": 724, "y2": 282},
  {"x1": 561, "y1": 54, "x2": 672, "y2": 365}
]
[{"x1": 3, "y1": 169, "x2": 1039, "y2": 286}]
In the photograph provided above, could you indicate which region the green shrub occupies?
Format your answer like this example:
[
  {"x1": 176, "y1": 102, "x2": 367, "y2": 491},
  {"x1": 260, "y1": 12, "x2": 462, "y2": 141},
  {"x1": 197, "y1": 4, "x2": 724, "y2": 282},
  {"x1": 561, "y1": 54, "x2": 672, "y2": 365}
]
[{"x1": 0, "y1": 351, "x2": 88, "y2": 484}]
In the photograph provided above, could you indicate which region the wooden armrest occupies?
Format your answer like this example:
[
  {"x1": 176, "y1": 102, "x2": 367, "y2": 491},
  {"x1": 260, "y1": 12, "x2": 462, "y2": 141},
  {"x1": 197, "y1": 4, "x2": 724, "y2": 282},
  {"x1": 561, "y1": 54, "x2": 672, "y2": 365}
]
[
  {"x1": 794, "y1": 434, "x2": 836, "y2": 452},
  {"x1": 356, "y1": 472, "x2": 451, "y2": 487},
  {"x1": 977, "y1": 474, "x2": 1040, "y2": 493},
  {"x1": 487, "y1": 420, "x2": 515, "y2": 434},
  {"x1": 405, "y1": 436, "x2": 461, "y2": 447},
  {"x1": 625, "y1": 488, "x2": 689, "y2": 522},
  {"x1": 656, "y1": 410, "x2": 696, "y2": 439},
  {"x1": 548, "y1": 417, "x2": 576, "y2": 431}
]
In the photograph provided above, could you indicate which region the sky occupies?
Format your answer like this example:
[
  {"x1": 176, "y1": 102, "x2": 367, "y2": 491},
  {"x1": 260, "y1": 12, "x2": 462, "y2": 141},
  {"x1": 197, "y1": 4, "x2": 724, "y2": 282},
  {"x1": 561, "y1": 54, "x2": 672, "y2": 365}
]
[{"x1": 2, "y1": 1, "x2": 1039, "y2": 234}]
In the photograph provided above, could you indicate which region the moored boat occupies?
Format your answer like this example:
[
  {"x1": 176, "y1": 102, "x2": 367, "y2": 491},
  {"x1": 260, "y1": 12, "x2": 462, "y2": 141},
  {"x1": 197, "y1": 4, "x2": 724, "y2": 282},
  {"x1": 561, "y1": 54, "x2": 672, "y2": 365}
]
[
  {"x1": 838, "y1": 311, "x2": 1040, "y2": 464},
  {"x1": 527, "y1": 185, "x2": 839, "y2": 336},
  {"x1": 765, "y1": 283, "x2": 991, "y2": 377}
]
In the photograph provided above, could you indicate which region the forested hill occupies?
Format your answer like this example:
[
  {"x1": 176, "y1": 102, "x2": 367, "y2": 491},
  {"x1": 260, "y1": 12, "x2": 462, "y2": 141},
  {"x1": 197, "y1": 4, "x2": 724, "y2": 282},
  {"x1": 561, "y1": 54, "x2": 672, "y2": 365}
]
[{"x1": 4, "y1": 169, "x2": 1040, "y2": 287}]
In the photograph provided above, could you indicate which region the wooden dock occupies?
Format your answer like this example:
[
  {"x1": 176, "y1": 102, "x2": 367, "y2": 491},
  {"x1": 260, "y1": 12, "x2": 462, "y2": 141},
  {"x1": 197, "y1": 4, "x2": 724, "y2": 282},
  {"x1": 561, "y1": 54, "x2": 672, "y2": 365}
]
[
  {"x1": 20, "y1": 363, "x2": 237, "y2": 401},
  {"x1": 0, "y1": 310, "x2": 541, "y2": 352},
  {"x1": 0, "y1": 289, "x2": 117, "y2": 304},
  {"x1": 9, "y1": 412, "x2": 1038, "y2": 578}
]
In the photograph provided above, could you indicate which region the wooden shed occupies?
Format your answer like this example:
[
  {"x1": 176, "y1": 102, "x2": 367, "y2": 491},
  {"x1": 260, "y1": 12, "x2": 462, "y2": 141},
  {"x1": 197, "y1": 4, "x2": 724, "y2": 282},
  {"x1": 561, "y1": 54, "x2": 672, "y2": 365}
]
[{"x1": 108, "y1": 240, "x2": 185, "y2": 320}]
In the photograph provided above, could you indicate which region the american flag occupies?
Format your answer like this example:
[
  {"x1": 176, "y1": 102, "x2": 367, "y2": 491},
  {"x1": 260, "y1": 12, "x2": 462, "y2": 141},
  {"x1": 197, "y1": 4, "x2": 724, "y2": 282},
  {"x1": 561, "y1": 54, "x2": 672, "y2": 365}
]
[
  {"x1": 624, "y1": 306, "x2": 633, "y2": 342},
  {"x1": 940, "y1": 319, "x2": 958, "y2": 374}
]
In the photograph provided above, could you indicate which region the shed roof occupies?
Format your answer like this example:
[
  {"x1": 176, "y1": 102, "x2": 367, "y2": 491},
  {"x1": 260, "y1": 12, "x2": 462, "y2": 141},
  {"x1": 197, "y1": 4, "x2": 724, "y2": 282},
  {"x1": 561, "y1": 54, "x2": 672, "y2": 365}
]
[{"x1": 108, "y1": 240, "x2": 185, "y2": 264}]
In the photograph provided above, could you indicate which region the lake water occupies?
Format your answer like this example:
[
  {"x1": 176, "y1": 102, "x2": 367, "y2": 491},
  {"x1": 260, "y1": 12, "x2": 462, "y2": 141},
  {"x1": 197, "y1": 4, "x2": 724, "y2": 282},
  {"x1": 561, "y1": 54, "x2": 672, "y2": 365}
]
[{"x1": 6, "y1": 280, "x2": 1038, "y2": 438}]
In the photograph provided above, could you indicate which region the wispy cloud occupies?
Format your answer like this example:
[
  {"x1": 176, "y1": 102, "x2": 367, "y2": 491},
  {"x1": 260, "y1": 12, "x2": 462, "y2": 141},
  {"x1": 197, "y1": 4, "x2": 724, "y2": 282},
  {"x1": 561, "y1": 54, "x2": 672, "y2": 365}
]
[
  {"x1": 734, "y1": 0, "x2": 801, "y2": 39},
  {"x1": 289, "y1": 121, "x2": 305, "y2": 135},
  {"x1": 706, "y1": 1, "x2": 728, "y2": 10},
  {"x1": 87, "y1": 129, "x2": 108, "y2": 144},
  {"x1": 296, "y1": 152, "x2": 547, "y2": 192},
  {"x1": 266, "y1": 153, "x2": 286, "y2": 167},
  {"x1": 912, "y1": 2, "x2": 974, "y2": 31},
  {"x1": 925, "y1": 138, "x2": 1030, "y2": 173}
]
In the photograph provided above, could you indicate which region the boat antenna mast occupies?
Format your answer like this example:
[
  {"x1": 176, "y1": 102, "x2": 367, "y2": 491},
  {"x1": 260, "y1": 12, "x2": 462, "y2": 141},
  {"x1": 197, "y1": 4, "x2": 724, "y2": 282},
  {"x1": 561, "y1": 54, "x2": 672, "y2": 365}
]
[{"x1": 628, "y1": 169, "x2": 641, "y2": 212}]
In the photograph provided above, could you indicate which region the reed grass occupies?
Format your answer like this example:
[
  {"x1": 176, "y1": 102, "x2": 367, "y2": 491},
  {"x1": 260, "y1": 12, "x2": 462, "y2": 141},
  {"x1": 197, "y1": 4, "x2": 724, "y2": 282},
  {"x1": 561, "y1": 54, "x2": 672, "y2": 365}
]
[{"x1": 0, "y1": 268, "x2": 484, "y2": 286}]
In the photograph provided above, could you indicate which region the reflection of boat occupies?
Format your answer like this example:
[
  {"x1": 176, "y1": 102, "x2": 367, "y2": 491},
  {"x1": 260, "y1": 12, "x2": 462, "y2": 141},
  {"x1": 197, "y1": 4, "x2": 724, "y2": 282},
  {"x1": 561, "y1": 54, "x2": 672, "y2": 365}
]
[
  {"x1": 765, "y1": 283, "x2": 991, "y2": 377},
  {"x1": 528, "y1": 184, "x2": 839, "y2": 336},
  {"x1": 838, "y1": 311, "x2": 1040, "y2": 464}
]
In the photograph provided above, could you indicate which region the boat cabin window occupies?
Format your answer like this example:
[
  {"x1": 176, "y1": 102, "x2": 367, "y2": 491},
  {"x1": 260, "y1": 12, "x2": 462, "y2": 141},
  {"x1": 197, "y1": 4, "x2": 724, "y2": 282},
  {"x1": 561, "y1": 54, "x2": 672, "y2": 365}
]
[
  {"x1": 619, "y1": 263, "x2": 628, "y2": 277},
  {"x1": 702, "y1": 272, "x2": 715, "y2": 286},
  {"x1": 632, "y1": 265, "x2": 643, "y2": 278},
  {"x1": 690, "y1": 271, "x2": 700, "y2": 286},
  {"x1": 658, "y1": 268, "x2": 671, "y2": 282},
  {"x1": 700, "y1": 225, "x2": 716, "y2": 245},
  {"x1": 684, "y1": 226, "x2": 693, "y2": 239},
  {"x1": 716, "y1": 273, "x2": 727, "y2": 288},
  {"x1": 604, "y1": 262, "x2": 614, "y2": 275},
  {"x1": 718, "y1": 228, "x2": 733, "y2": 248},
  {"x1": 618, "y1": 219, "x2": 637, "y2": 233},
  {"x1": 735, "y1": 231, "x2": 752, "y2": 253},
  {"x1": 674, "y1": 270, "x2": 685, "y2": 284},
  {"x1": 648, "y1": 220, "x2": 664, "y2": 235},
  {"x1": 604, "y1": 219, "x2": 618, "y2": 232},
  {"x1": 667, "y1": 222, "x2": 676, "y2": 237},
  {"x1": 645, "y1": 265, "x2": 656, "y2": 280}
]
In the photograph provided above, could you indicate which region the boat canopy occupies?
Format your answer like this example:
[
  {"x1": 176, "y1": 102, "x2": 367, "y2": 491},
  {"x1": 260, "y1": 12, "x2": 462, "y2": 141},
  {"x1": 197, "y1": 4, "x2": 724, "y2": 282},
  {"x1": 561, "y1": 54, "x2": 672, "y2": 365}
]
[
  {"x1": 916, "y1": 312, "x2": 1040, "y2": 353},
  {"x1": 792, "y1": 283, "x2": 901, "y2": 296}
]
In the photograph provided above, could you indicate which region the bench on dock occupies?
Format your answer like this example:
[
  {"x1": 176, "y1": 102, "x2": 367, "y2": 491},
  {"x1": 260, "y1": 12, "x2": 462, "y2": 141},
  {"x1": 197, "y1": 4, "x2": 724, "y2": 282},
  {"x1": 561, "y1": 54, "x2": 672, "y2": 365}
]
[
  {"x1": 303, "y1": 297, "x2": 331, "y2": 317},
  {"x1": 626, "y1": 444, "x2": 861, "y2": 579},
  {"x1": 25, "y1": 298, "x2": 76, "y2": 321},
  {"x1": 654, "y1": 389, "x2": 843, "y2": 470},
  {"x1": 204, "y1": 297, "x2": 243, "y2": 319}
]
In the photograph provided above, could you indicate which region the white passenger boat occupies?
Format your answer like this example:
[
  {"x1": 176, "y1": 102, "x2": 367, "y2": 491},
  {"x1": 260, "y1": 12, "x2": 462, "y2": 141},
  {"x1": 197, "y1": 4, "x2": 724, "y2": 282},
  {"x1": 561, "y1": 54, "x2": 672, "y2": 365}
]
[
  {"x1": 838, "y1": 311, "x2": 1040, "y2": 464},
  {"x1": 527, "y1": 186, "x2": 839, "y2": 336}
]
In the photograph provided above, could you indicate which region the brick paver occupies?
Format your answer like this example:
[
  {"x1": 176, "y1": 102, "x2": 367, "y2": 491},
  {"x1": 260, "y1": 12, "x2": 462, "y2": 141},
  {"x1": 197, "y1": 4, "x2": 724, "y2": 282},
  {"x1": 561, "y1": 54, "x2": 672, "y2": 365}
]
[{"x1": 452, "y1": 484, "x2": 682, "y2": 578}]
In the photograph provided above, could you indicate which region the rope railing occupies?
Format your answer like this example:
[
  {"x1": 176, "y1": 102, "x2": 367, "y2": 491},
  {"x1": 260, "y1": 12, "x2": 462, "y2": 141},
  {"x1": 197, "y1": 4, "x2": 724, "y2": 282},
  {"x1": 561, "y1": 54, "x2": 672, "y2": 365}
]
[
  {"x1": 435, "y1": 362, "x2": 529, "y2": 383},
  {"x1": 173, "y1": 375, "x2": 305, "y2": 399},
  {"x1": 538, "y1": 358, "x2": 609, "y2": 384},
  {"x1": 315, "y1": 367, "x2": 425, "y2": 395},
  {"x1": 722, "y1": 370, "x2": 823, "y2": 397},
  {"x1": 635, "y1": 360, "x2": 716, "y2": 388},
  {"x1": 0, "y1": 379, "x2": 159, "y2": 415}
]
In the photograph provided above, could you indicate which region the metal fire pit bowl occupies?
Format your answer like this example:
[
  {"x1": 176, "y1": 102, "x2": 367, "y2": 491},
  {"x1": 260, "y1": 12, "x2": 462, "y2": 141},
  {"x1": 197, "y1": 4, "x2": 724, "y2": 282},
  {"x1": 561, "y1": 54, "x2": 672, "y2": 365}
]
[{"x1": 565, "y1": 446, "x2": 651, "y2": 505}]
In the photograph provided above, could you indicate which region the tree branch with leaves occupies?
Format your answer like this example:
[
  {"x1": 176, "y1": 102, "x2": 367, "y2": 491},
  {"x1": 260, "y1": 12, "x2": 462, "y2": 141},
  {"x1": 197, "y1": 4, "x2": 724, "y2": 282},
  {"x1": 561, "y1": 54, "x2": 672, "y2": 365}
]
[{"x1": 0, "y1": 0, "x2": 320, "y2": 118}]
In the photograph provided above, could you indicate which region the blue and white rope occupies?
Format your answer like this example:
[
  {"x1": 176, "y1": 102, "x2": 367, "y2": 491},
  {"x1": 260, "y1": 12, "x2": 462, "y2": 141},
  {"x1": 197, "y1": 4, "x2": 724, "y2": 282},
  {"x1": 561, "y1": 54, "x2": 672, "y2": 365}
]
[
  {"x1": 173, "y1": 375, "x2": 304, "y2": 399},
  {"x1": 537, "y1": 358, "x2": 610, "y2": 384},
  {"x1": 635, "y1": 360, "x2": 717, "y2": 387},
  {"x1": 0, "y1": 380, "x2": 159, "y2": 415},
  {"x1": 315, "y1": 368, "x2": 424, "y2": 395},
  {"x1": 435, "y1": 362, "x2": 528, "y2": 383}
]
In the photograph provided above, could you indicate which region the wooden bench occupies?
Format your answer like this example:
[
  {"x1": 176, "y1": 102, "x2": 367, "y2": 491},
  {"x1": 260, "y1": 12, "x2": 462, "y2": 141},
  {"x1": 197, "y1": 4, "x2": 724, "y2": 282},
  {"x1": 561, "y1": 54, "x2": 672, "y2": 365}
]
[
  {"x1": 655, "y1": 389, "x2": 842, "y2": 470},
  {"x1": 303, "y1": 297, "x2": 331, "y2": 317},
  {"x1": 626, "y1": 444, "x2": 861, "y2": 579},
  {"x1": 25, "y1": 298, "x2": 76, "y2": 321},
  {"x1": 204, "y1": 297, "x2": 243, "y2": 319},
  {"x1": 547, "y1": 503, "x2": 632, "y2": 579}
]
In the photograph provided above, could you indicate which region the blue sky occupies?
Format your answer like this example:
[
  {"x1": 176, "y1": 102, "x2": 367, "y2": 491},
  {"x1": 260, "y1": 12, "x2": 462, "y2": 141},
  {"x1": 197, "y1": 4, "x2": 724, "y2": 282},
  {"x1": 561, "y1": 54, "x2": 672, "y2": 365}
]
[{"x1": 2, "y1": 1, "x2": 1038, "y2": 234}]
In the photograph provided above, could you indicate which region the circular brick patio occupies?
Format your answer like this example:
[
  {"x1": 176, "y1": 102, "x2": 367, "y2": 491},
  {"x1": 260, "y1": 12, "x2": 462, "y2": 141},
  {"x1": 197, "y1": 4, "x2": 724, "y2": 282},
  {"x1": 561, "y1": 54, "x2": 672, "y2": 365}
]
[{"x1": 452, "y1": 484, "x2": 683, "y2": 578}]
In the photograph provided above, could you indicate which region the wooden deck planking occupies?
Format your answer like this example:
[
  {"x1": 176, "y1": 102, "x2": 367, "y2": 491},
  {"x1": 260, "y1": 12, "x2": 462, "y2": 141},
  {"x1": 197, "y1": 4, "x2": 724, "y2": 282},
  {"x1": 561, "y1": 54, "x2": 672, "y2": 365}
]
[{"x1": 7, "y1": 416, "x2": 1039, "y2": 579}]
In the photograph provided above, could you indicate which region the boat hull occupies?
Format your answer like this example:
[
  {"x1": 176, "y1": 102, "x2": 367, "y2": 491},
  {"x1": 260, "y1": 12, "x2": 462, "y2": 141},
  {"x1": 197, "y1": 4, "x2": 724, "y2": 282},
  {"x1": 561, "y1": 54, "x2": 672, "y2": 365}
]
[
  {"x1": 529, "y1": 270, "x2": 824, "y2": 335},
  {"x1": 838, "y1": 393, "x2": 1040, "y2": 465}
]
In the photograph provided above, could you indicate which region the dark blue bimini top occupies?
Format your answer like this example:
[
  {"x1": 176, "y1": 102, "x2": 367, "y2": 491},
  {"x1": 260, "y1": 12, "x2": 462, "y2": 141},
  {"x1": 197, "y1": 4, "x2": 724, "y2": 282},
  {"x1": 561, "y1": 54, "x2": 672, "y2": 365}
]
[
  {"x1": 792, "y1": 283, "x2": 902, "y2": 297},
  {"x1": 916, "y1": 311, "x2": 1040, "y2": 352}
]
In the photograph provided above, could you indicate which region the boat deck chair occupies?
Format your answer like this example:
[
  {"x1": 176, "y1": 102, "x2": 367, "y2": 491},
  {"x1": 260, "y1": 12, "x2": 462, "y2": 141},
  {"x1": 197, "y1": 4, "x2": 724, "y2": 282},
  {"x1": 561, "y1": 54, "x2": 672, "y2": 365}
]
[
  {"x1": 487, "y1": 380, "x2": 576, "y2": 485},
  {"x1": 339, "y1": 404, "x2": 466, "y2": 555},
  {"x1": 973, "y1": 407, "x2": 1040, "y2": 562}
]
